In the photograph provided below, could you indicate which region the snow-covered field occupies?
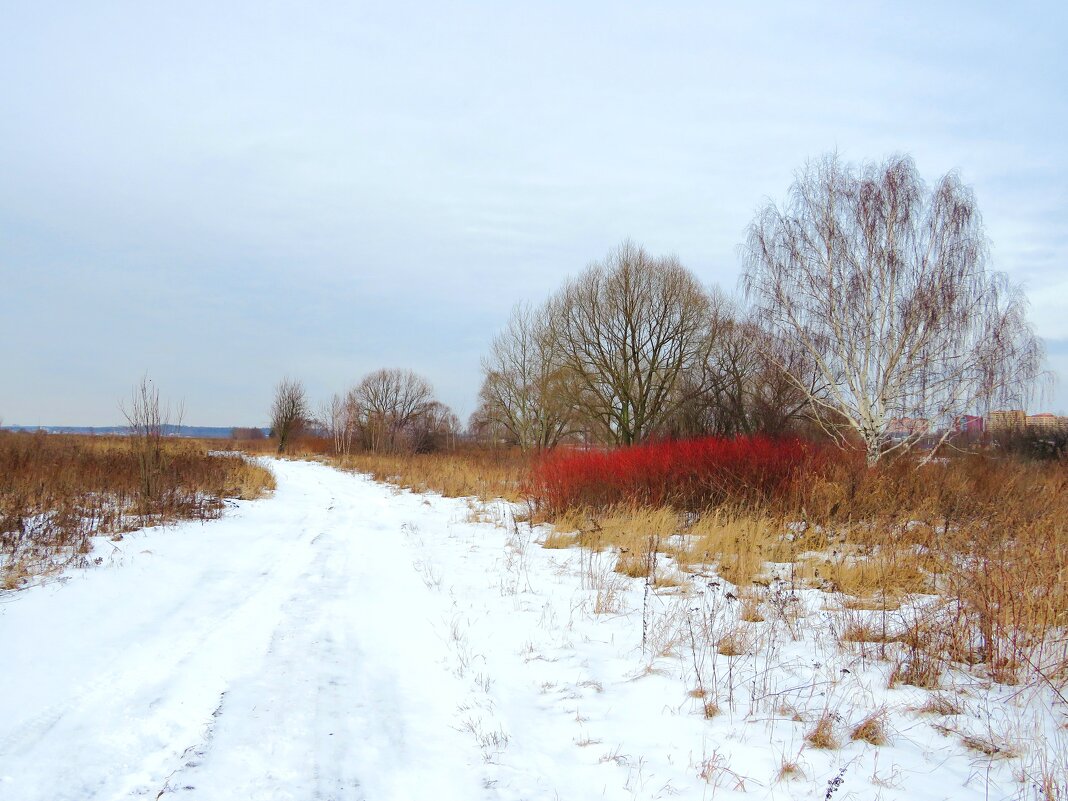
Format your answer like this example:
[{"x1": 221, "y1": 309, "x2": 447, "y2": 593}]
[{"x1": 1, "y1": 459, "x2": 1063, "y2": 800}]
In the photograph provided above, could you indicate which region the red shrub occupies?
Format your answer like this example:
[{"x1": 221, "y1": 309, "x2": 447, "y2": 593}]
[{"x1": 528, "y1": 436, "x2": 831, "y2": 514}]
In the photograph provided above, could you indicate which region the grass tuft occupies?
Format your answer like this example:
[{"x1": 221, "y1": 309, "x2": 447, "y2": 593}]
[
  {"x1": 850, "y1": 711, "x2": 889, "y2": 746},
  {"x1": 804, "y1": 713, "x2": 840, "y2": 750}
]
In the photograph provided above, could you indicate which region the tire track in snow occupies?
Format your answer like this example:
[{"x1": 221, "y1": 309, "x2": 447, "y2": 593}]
[{"x1": 161, "y1": 469, "x2": 486, "y2": 800}]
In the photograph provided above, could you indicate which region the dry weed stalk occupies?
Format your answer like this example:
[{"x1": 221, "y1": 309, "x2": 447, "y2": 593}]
[
  {"x1": 739, "y1": 588, "x2": 766, "y2": 622},
  {"x1": 339, "y1": 434, "x2": 1068, "y2": 695},
  {"x1": 679, "y1": 511, "x2": 784, "y2": 586},
  {"x1": 552, "y1": 452, "x2": 1067, "y2": 692}
]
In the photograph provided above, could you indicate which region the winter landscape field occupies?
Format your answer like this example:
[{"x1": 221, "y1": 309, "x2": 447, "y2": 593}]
[
  {"x1": 1, "y1": 450, "x2": 1066, "y2": 801},
  {"x1": 4, "y1": 2, "x2": 1068, "y2": 799}
]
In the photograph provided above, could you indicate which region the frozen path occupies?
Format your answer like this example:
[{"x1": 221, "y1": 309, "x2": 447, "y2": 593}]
[{"x1": 0, "y1": 460, "x2": 488, "y2": 801}]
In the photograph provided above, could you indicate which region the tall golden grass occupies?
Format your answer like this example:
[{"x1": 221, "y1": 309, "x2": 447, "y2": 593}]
[
  {"x1": 328, "y1": 446, "x2": 531, "y2": 503},
  {"x1": 0, "y1": 431, "x2": 274, "y2": 588},
  {"x1": 227, "y1": 435, "x2": 530, "y2": 502},
  {"x1": 546, "y1": 452, "x2": 1068, "y2": 688}
]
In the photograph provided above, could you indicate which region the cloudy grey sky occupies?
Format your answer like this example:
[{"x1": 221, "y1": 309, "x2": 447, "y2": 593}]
[{"x1": 2, "y1": 1, "x2": 1066, "y2": 426}]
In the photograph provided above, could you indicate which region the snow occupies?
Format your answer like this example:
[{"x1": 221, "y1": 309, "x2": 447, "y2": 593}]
[{"x1": 0, "y1": 459, "x2": 1063, "y2": 800}]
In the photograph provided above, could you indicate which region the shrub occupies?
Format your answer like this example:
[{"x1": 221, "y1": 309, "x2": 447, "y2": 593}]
[{"x1": 528, "y1": 435, "x2": 828, "y2": 515}]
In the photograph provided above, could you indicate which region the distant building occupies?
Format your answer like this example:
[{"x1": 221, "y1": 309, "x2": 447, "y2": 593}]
[
  {"x1": 988, "y1": 409, "x2": 1026, "y2": 431},
  {"x1": 886, "y1": 417, "x2": 930, "y2": 438},
  {"x1": 1027, "y1": 413, "x2": 1064, "y2": 431},
  {"x1": 955, "y1": 414, "x2": 985, "y2": 434}
]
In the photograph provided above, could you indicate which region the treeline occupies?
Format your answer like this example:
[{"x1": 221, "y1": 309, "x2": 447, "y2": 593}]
[
  {"x1": 271, "y1": 242, "x2": 817, "y2": 458},
  {"x1": 272, "y1": 153, "x2": 1044, "y2": 465},
  {"x1": 470, "y1": 240, "x2": 817, "y2": 450},
  {"x1": 270, "y1": 370, "x2": 460, "y2": 456}
]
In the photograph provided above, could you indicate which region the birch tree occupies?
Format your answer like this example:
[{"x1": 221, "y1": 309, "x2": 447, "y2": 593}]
[
  {"x1": 319, "y1": 392, "x2": 359, "y2": 456},
  {"x1": 743, "y1": 154, "x2": 1042, "y2": 465}
]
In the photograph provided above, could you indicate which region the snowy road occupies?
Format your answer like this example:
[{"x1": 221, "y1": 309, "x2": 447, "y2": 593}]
[{"x1": 0, "y1": 461, "x2": 491, "y2": 801}]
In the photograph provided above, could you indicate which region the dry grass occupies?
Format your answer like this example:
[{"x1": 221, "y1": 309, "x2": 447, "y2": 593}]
[
  {"x1": 914, "y1": 693, "x2": 965, "y2": 716},
  {"x1": 1, "y1": 431, "x2": 274, "y2": 587},
  {"x1": 716, "y1": 628, "x2": 751, "y2": 657},
  {"x1": 583, "y1": 507, "x2": 678, "y2": 555},
  {"x1": 841, "y1": 594, "x2": 902, "y2": 612},
  {"x1": 738, "y1": 589, "x2": 766, "y2": 622},
  {"x1": 1030, "y1": 759, "x2": 1068, "y2": 801},
  {"x1": 540, "y1": 528, "x2": 579, "y2": 549},
  {"x1": 593, "y1": 578, "x2": 625, "y2": 615},
  {"x1": 613, "y1": 548, "x2": 650, "y2": 579},
  {"x1": 529, "y1": 448, "x2": 1068, "y2": 691},
  {"x1": 328, "y1": 447, "x2": 531, "y2": 503},
  {"x1": 676, "y1": 511, "x2": 786, "y2": 586},
  {"x1": 804, "y1": 713, "x2": 840, "y2": 750},
  {"x1": 778, "y1": 703, "x2": 804, "y2": 722},
  {"x1": 653, "y1": 570, "x2": 688, "y2": 590},
  {"x1": 534, "y1": 505, "x2": 680, "y2": 579},
  {"x1": 586, "y1": 557, "x2": 628, "y2": 615},
  {"x1": 798, "y1": 535, "x2": 933, "y2": 602},
  {"x1": 850, "y1": 710, "x2": 889, "y2": 745},
  {"x1": 888, "y1": 656, "x2": 944, "y2": 689},
  {"x1": 815, "y1": 456, "x2": 1068, "y2": 688},
  {"x1": 230, "y1": 438, "x2": 533, "y2": 503},
  {"x1": 775, "y1": 760, "x2": 804, "y2": 782},
  {"x1": 839, "y1": 619, "x2": 890, "y2": 644},
  {"x1": 958, "y1": 730, "x2": 1020, "y2": 760}
]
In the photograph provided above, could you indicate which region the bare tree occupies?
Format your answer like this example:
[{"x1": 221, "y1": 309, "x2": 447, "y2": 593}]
[
  {"x1": 746, "y1": 329, "x2": 827, "y2": 435},
  {"x1": 121, "y1": 376, "x2": 182, "y2": 511},
  {"x1": 351, "y1": 368, "x2": 437, "y2": 453},
  {"x1": 551, "y1": 240, "x2": 726, "y2": 445},
  {"x1": 406, "y1": 400, "x2": 461, "y2": 453},
  {"x1": 466, "y1": 402, "x2": 508, "y2": 445},
  {"x1": 477, "y1": 301, "x2": 573, "y2": 451},
  {"x1": 743, "y1": 153, "x2": 1043, "y2": 464},
  {"x1": 270, "y1": 377, "x2": 308, "y2": 454},
  {"x1": 665, "y1": 315, "x2": 820, "y2": 438},
  {"x1": 319, "y1": 392, "x2": 360, "y2": 456}
]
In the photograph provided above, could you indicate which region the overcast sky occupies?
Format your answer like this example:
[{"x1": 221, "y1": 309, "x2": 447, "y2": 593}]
[{"x1": 2, "y1": 1, "x2": 1066, "y2": 426}]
